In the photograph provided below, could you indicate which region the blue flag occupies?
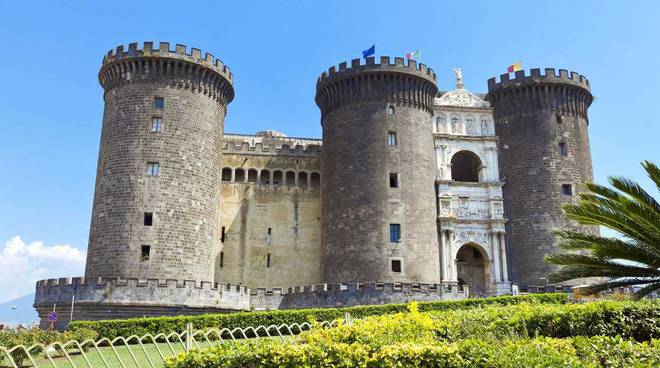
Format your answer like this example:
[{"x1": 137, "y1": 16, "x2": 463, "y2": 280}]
[{"x1": 362, "y1": 44, "x2": 375, "y2": 58}]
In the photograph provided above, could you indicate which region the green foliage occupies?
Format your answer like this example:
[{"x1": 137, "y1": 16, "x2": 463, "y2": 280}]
[
  {"x1": 0, "y1": 327, "x2": 98, "y2": 367},
  {"x1": 69, "y1": 293, "x2": 567, "y2": 339},
  {"x1": 164, "y1": 302, "x2": 660, "y2": 368},
  {"x1": 546, "y1": 160, "x2": 660, "y2": 298}
]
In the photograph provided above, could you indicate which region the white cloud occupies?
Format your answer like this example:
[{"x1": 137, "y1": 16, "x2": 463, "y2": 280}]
[{"x1": 0, "y1": 236, "x2": 86, "y2": 304}]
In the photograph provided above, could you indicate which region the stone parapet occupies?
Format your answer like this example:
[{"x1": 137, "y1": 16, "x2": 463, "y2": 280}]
[
  {"x1": 222, "y1": 140, "x2": 321, "y2": 157},
  {"x1": 250, "y1": 282, "x2": 467, "y2": 310},
  {"x1": 34, "y1": 277, "x2": 250, "y2": 329}
]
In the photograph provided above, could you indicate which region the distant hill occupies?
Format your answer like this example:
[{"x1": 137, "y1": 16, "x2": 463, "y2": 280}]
[{"x1": 0, "y1": 293, "x2": 39, "y2": 327}]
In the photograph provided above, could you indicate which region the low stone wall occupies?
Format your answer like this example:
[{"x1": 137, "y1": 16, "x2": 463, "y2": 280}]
[
  {"x1": 34, "y1": 277, "x2": 250, "y2": 329},
  {"x1": 250, "y1": 282, "x2": 468, "y2": 310}
]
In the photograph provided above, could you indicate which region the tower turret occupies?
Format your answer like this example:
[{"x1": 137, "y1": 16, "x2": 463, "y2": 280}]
[
  {"x1": 486, "y1": 68, "x2": 595, "y2": 287},
  {"x1": 86, "y1": 42, "x2": 234, "y2": 282},
  {"x1": 315, "y1": 57, "x2": 439, "y2": 283}
]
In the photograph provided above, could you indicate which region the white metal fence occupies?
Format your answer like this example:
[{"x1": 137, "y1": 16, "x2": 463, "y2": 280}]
[{"x1": 1, "y1": 319, "x2": 341, "y2": 368}]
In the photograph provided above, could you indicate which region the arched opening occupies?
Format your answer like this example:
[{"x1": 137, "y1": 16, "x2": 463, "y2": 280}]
[
  {"x1": 221, "y1": 168, "x2": 232, "y2": 182},
  {"x1": 234, "y1": 168, "x2": 245, "y2": 182},
  {"x1": 387, "y1": 105, "x2": 395, "y2": 115},
  {"x1": 247, "y1": 169, "x2": 258, "y2": 183},
  {"x1": 273, "y1": 170, "x2": 283, "y2": 185},
  {"x1": 456, "y1": 243, "x2": 490, "y2": 296},
  {"x1": 298, "y1": 172, "x2": 308, "y2": 186},
  {"x1": 259, "y1": 169, "x2": 270, "y2": 184},
  {"x1": 451, "y1": 151, "x2": 482, "y2": 182},
  {"x1": 310, "y1": 172, "x2": 321, "y2": 187},
  {"x1": 285, "y1": 171, "x2": 296, "y2": 186}
]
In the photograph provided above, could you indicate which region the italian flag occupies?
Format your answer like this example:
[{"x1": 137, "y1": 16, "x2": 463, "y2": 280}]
[
  {"x1": 507, "y1": 61, "x2": 522, "y2": 73},
  {"x1": 406, "y1": 49, "x2": 420, "y2": 61}
]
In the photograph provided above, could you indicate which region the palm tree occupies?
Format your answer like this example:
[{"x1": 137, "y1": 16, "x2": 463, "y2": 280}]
[{"x1": 545, "y1": 160, "x2": 660, "y2": 299}]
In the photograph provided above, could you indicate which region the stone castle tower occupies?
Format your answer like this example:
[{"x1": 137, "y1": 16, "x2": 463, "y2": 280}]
[
  {"x1": 34, "y1": 41, "x2": 596, "y2": 328},
  {"x1": 315, "y1": 57, "x2": 440, "y2": 283},
  {"x1": 87, "y1": 42, "x2": 234, "y2": 281},
  {"x1": 486, "y1": 69, "x2": 594, "y2": 286}
]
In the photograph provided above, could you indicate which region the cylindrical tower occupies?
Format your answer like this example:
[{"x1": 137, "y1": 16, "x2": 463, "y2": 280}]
[
  {"x1": 315, "y1": 57, "x2": 439, "y2": 283},
  {"x1": 486, "y1": 68, "x2": 595, "y2": 287},
  {"x1": 86, "y1": 42, "x2": 234, "y2": 282}
]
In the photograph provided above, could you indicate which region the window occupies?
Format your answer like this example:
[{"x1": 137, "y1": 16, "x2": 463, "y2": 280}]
[
  {"x1": 221, "y1": 226, "x2": 226, "y2": 243},
  {"x1": 221, "y1": 168, "x2": 232, "y2": 181},
  {"x1": 556, "y1": 114, "x2": 563, "y2": 124},
  {"x1": 387, "y1": 132, "x2": 397, "y2": 146},
  {"x1": 389, "y1": 224, "x2": 401, "y2": 243},
  {"x1": 387, "y1": 105, "x2": 395, "y2": 115},
  {"x1": 151, "y1": 117, "x2": 162, "y2": 133},
  {"x1": 266, "y1": 227, "x2": 272, "y2": 246},
  {"x1": 147, "y1": 162, "x2": 160, "y2": 176},
  {"x1": 219, "y1": 252, "x2": 224, "y2": 268},
  {"x1": 141, "y1": 245, "x2": 150, "y2": 261},
  {"x1": 153, "y1": 97, "x2": 164, "y2": 109},
  {"x1": 559, "y1": 142, "x2": 568, "y2": 156},
  {"x1": 267, "y1": 253, "x2": 271, "y2": 268},
  {"x1": 389, "y1": 173, "x2": 398, "y2": 188},
  {"x1": 562, "y1": 184, "x2": 573, "y2": 196},
  {"x1": 144, "y1": 212, "x2": 153, "y2": 226},
  {"x1": 391, "y1": 259, "x2": 402, "y2": 273}
]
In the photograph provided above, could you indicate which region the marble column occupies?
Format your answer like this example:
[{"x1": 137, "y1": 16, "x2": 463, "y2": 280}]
[{"x1": 499, "y1": 232, "x2": 509, "y2": 282}]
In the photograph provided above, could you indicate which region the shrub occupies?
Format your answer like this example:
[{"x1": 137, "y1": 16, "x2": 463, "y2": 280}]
[
  {"x1": 69, "y1": 293, "x2": 567, "y2": 339},
  {"x1": 431, "y1": 300, "x2": 660, "y2": 341},
  {"x1": 0, "y1": 327, "x2": 98, "y2": 367}
]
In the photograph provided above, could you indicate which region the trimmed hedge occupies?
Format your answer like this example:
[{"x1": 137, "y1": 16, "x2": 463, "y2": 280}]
[
  {"x1": 165, "y1": 337, "x2": 660, "y2": 368},
  {"x1": 433, "y1": 300, "x2": 660, "y2": 341},
  {"x1": 166, "y1": 300, "x2": 660, "y2": 367},
  {"x1": 69, "y1": 293, "x2": 567, "y2": 339}
]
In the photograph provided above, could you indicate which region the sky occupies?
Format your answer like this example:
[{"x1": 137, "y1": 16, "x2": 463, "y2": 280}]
[{"x1": 0, "y1": 1, "x2": 658, "y2": 304}]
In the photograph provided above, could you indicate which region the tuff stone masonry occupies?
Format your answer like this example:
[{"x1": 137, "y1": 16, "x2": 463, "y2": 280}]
[{"x1": 34, "y1": 42, "x2": 595, "y2": 328}]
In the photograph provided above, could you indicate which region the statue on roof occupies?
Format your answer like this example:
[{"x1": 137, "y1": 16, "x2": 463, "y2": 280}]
[{"x1": 453, "y1": 67, "x2": 464, "y2": 89}]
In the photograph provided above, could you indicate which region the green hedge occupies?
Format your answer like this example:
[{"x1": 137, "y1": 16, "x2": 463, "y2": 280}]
[
  {"x1": 164, "y1": 301, "x2": 660, "y2": 368},
  {"x1": 164, "y1": 336, "x2": 660, "y2": 368},
  {"x1": 0, "y1": 327, "x2": 98, "y2": 367},
  {"x1": 69, "y1": 293, "x2": 567, "y2": 339},
  {"x1": 432, "y1": 300, "x2": 660, "y2": 341}
]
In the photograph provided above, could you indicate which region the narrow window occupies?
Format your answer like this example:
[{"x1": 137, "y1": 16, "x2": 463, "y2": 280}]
[
  {"x1": 151, "y1": 117, "x2": 162, "y2": 133},
  {"x1": 141, "y1": 245, "x2": 150, "y2": 261},
  {"x1": 391, "y1": 259, "x2": 402, "y2": 273},
  {"x1": 153, "y1": 97, "x2": 164, "y2": 109},
  {"x1": 219, "y1": 252, "x2": 224, "y2": 267},
  {"x1": 559, "y1": 142, "x2": 568, "y2": 156},
  {"x1": 387, "y1": 132, "x2": 397, "y2": 146},
  {"x1": 389, "y1": 173, "x2": 398, "y2": 188},
  {"x1": 562, "y1": 184, "x2": 573, "y2": 196},
  {"x1": 144, "y1": 212, "x2": 153, "y2": 226},
  {"x1": 221, "y1": 226, "x2": 226, "y2": 243},
  {"x1": 266, "y1": 227, "x2": 272, "y2": 246},
  {"x1": 389, "y1": 224, "x2": 401, "y2": 243},
  {"x1": 147, "y1": 162, "x2": 160, "y2": 176},
  {"x1": 556, "y1": 114, "x2": 563, "y2": 124},
  {"x1": 387, "y1": 105, "x2": 395, "y2": 115},
  {"x1": 267, "y1": 253, "x2": 271, "y2": 268}
]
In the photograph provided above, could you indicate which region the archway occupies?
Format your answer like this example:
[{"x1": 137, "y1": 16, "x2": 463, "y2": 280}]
[
  {"x1": 456, "y1": 243, "x2": 489, "y2": 296},
  {"x1": 450, "y1": 151, "x2": 482, "y2": 182}
]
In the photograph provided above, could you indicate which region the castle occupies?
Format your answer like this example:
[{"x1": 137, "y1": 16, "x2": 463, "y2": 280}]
[{"x1": 34, "y1": 42, "x2": 595, "y2": 328}]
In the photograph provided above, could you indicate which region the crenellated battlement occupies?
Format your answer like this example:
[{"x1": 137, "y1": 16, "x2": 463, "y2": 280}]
[
  {"x1": 98, "y1": 42, "x2": 234, "y2": 103},
  {"x1": 315, "y1": 56, "x2": 439, "y2": 116},
  {"x1": 35, "y1": 276, "x2": 249, "y2": 293},
  {"x1": 102, "y1": 42, "x2": 231, "y2": 81},
  {"x1": 317, "y1": 56, "x2": 436, "y2": 84},
  {"x1": 222, "y1": 140, "x2": 322, "y2": 156},
  {"x1": 249, "y1": 282, "x2": 466, "y2": 310},
  {"x1": 487, "y1": 68, "x2": 590, "y2": 92}
]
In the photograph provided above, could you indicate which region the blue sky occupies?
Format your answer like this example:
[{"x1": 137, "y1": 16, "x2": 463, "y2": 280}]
[{"x1": 0, "y1": 1, "x2": 658, "y2": 303}]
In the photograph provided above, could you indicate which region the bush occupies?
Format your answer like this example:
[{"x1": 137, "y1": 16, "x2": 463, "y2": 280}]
[
  {"x1": 166, "y1": 302, "x2": 660, "y2": 368},
  {"x1": 69, "y1": 293, "x2": 567, "y2": 339},
  {"x1": 0, "y1": 327, "x2": 98, "y2": 367},
  {"x1": 431, "y1": 300, "x2": 660, "y2": 341}
]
